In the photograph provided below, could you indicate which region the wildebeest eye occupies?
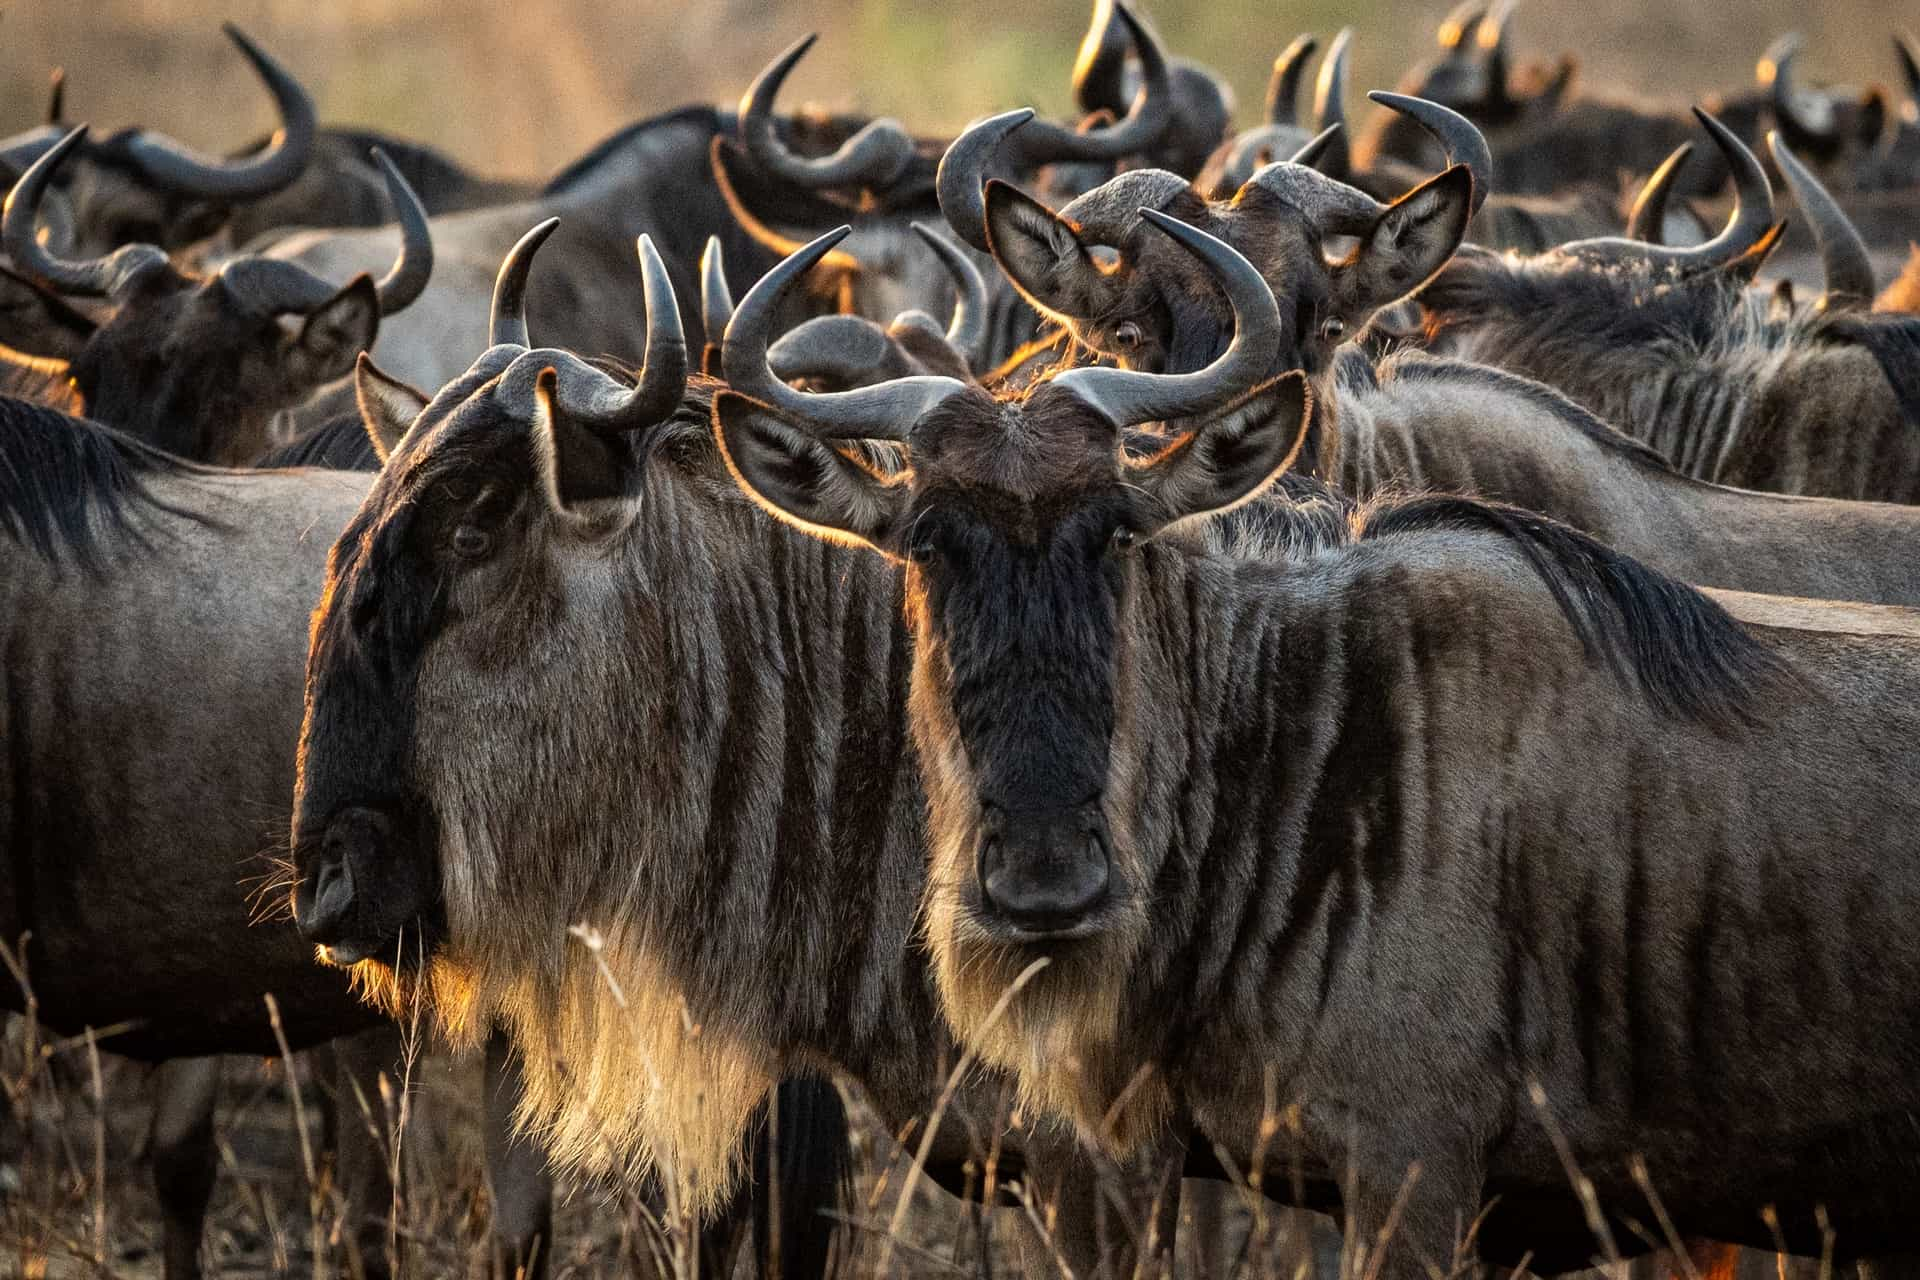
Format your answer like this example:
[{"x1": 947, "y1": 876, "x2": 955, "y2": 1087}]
[
  {"x1": 1320, "y1": 316, "x2": 1346, "y2": 341},
  {"x1": 450, "y1": 524, "x2": 492, "y2": 560},
  {"x1": 1113, "y1": 321, "x2": 1144, "y2": 351},
  {"x1": 1109, "y1": 526, "x2": 1138, "y2": 555}
]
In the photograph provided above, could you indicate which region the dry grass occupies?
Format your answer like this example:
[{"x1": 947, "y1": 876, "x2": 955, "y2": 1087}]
[{"x1": 4, "y1": 0, "x2": 1914, "y2": 180}]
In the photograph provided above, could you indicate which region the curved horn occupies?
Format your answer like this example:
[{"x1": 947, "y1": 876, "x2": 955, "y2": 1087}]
[
  {"x1": 723, "y1": 226, "x2": 965, "y2": 439},
  {"x1": 1073, "y1": 0, "x2": 1133, "y2": 117},
  {"x1": 701, "y1": 236, "x2": 734, "y2": 347},
  {"x1": 1560, "y1": 108, "x2": 1773, "y2": 271},
  {"x1": 3, "y1": 127, "x2": 168, "y2": 298},
  {"x1": 123, "y1": 24, "x2": 316, "y2": 200},
  {"x1": 1478, "y1": 0, "x2": 1516, "y2": 107},
  {"x1": 1265, "y1": 34, "x2": 1319, "y2": 127},
  {"x1": 490, "y1": 218, "x2": 560, "y2": 348},
  {"x1": 1289, "y1": 123, "x2": 1343, "y2": 169},
  {"x1": 1437, "y1": 2, "x2": 1486, "y2": 55},
  {"x1": 1624, "y1": 143, "x2": 1692, "y2": 244},
  {"x1": 1054, "y1": 208, "x2": 1281, "y2": 427},
  {"x1": 560, "y1": 235, "x2": 688, "y2": 436},
  {"x1": 46, "y1": 69, "x2": 66, "y2": 127},
  {"x1": 1007, "y1": 4, "x2": 1175, "y2": 164},
  {"x1": 739, "y1": 34, "x2": 915, "y2": 191},
  {"x1": 1367, "y1": 92, "x2": 1493, "y2": 216},
  {"x1": 937, "y1": 108, "x2": 1034, "y2": 252},
  {"x1": 1897, "y1": 33, "x2": 1920, "y2": 104},
  {"x1": 709, "y1": 135, "x2": 864, "y2": 288},
  {"x1": 769, "y1": 314, "x2": 914, "y2": 387},
  {"x1": 369, "y1": 148, "x2": 433, "y2": 314},
  {"x1": 1761, "y1": 33, "x2": 1836, "y2": 144},
  {"x1": 911, "y1": 222, "x2": 989, "y2": 369},
  {"x1": 1766, "y1": 132, "x2": 1875, "y2": 306},
  {"x1": 1313, "y1": 29, "x2": 1353, "y2": 178}
]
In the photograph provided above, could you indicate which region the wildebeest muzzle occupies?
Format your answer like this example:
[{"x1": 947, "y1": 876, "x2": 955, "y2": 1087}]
[
  {"x1": 293, "y1": 804, "x2": 440, "y2": 966},
  {"x1": 974, "y1": 801, "x2": 1113, "y2": 939}
]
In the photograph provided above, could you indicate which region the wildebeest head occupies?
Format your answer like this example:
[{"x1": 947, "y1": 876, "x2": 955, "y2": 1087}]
[
  {"x1": 291, "y1": 217, "x2": 689, "y2": 979},
  {"x1": 0, "y1": 127, "x2": 429, "y2": 463},
  {"x1": 940, "y1": 95, "x2": 1479, "y2": 391},
  {"x1": 1070, "y1": 0, "x2": 1234, "y2": 179},
  {"x1": 1371, "y1": 0, "x2": 1574, "y2": 164},
  {"x1": 0, "y1": 25, "x2": 315, "y2": 257},
  {"x1": 712, "y1": 217, "x2": 1299, "y2": 1017}
]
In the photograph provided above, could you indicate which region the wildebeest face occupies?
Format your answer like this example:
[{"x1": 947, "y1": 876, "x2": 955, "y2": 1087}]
[
  {"x1": 292, "y1": 351, "x2": 521, "y2": 975},
  {"x1": 53, "y1": 270, "x2": 378, "y2": 463},
  {"x1": 716, "y1": 375, "x2": 1313, "y2": 949},
  {"x1": 1, "y1": 128, "x2": 427, "y2": 463},
  {"x1": 295, "y1": 226, "x2": 693, "y2": 1032},
  {"x1": 56, "y1": 155, "x2": 230, "y2": 257},
  {"x1": 981, "y1": 164, "x2": 1472, "y2": 382}
]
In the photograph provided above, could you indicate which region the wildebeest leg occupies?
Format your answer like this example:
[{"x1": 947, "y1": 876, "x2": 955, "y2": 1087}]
[
  {"x1": 150, "y1": 1056, "x2": 222, "y2": 1280},
  {"x1": 750, "y1": 1076, "x2": 848, "y2": 1279},
  {"x1": 483, "y1": 1029, "x2": 553, "y2": 1280},
  {"x1": 1020, "y1": 1125, "x2": 1187, "y2": 1280},
  {"x1": 324, "y1": 1026, "x2": 404, "y2": 1280}
]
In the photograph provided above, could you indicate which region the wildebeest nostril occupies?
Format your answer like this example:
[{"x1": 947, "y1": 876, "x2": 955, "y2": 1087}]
[
  {"x1": 298, "y1": 846, "x2": 356, "y2": 941},
  {"x1": 976, "y1": 820, "x2": 1111, "y2": 934}
]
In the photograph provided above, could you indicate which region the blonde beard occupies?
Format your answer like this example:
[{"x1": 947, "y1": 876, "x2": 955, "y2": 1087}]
[{"x1": 349, "y1": 921, "x2": 774, "y2": 1215}]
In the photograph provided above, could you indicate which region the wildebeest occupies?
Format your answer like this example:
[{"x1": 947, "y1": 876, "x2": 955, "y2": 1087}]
[
  {"x1": 712, "y1": 209, "x2": 1920, "y2": 1280},
  {"x1": 1418, "y1": 130, "x2": 1920, "y2": 503},
  {"x1": 0, "y1": 127, "x2": 434, "y2": 463},
  {"x1": 1068, "y1": 0, "x2": 1234, "y2": 180},
  {"x1": 0, "y1": 394, "x2": 850, "y2": 1279},
  {"x1": 0, "y1": 25, "x2": 526, "y2": 258}
]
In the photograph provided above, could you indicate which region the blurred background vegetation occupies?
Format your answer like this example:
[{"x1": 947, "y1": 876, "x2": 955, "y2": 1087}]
[{"x1": 4, "y1": 0, "x2": 1910, "y2": 182}]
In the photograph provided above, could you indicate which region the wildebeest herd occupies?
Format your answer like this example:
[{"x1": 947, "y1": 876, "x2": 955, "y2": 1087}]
[{"x1": 7, "y1": 1, "x2": 1920, "y2": 1276}]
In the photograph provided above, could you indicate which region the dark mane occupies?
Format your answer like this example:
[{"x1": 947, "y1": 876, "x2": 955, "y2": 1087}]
[
  {"x1": 1424, "y1": 252, "x2": 1920, "y2": 431},
  {"x1": 0, "y1": 397, "x2": 204, "y2": 573},
  {"x1": 254, "y1": 412, "x2": 383, "y2": 472},
  {"x1": 1380, "y1": 352, "x2": 1686, "y2": 473},
  {"x1": 1419, "y1": 250, "x2": 1741, "y2": 354},
  {"x1": 539, "y1": 106, "x2": 724, "y2": 196},
  {"x1": 1354, "y1": 492, "x2": 1787, "y2": 727}
]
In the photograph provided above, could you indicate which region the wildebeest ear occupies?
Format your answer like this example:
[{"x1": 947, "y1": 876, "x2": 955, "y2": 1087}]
[
  {"x1": 711, "y1": 390, "x2": 906, "y2": 554},
  {"x1": 0, "y1": 263, "x2": 97, "y2": 360},
  {"x1": 1131, "y1": 371, "x2": 1313, "y2": 531},
  {"x1": 983, "y1": 180, "x2": 1114, "y2": 322},
  {"x1": 353, "y1": 352, "x2": 429, "y2": 465},
  {"x1": 1334, "y1": 165, "x2": 1474, "y2": 326},
  {"x1": 530, "y1": 367, "x2": 629, "y2": 513},
  {"x1": 291, "y1": 274, "x2": 380, "y2": 388}
]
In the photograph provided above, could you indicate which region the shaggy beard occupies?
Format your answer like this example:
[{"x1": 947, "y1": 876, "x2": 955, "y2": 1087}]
[
  {"x1": 344, "y1": 919, "x2": 776, "y2": 1215},
  {"x1": 922, "y1": 864, "x2": 1169, "y2": 1158}
]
